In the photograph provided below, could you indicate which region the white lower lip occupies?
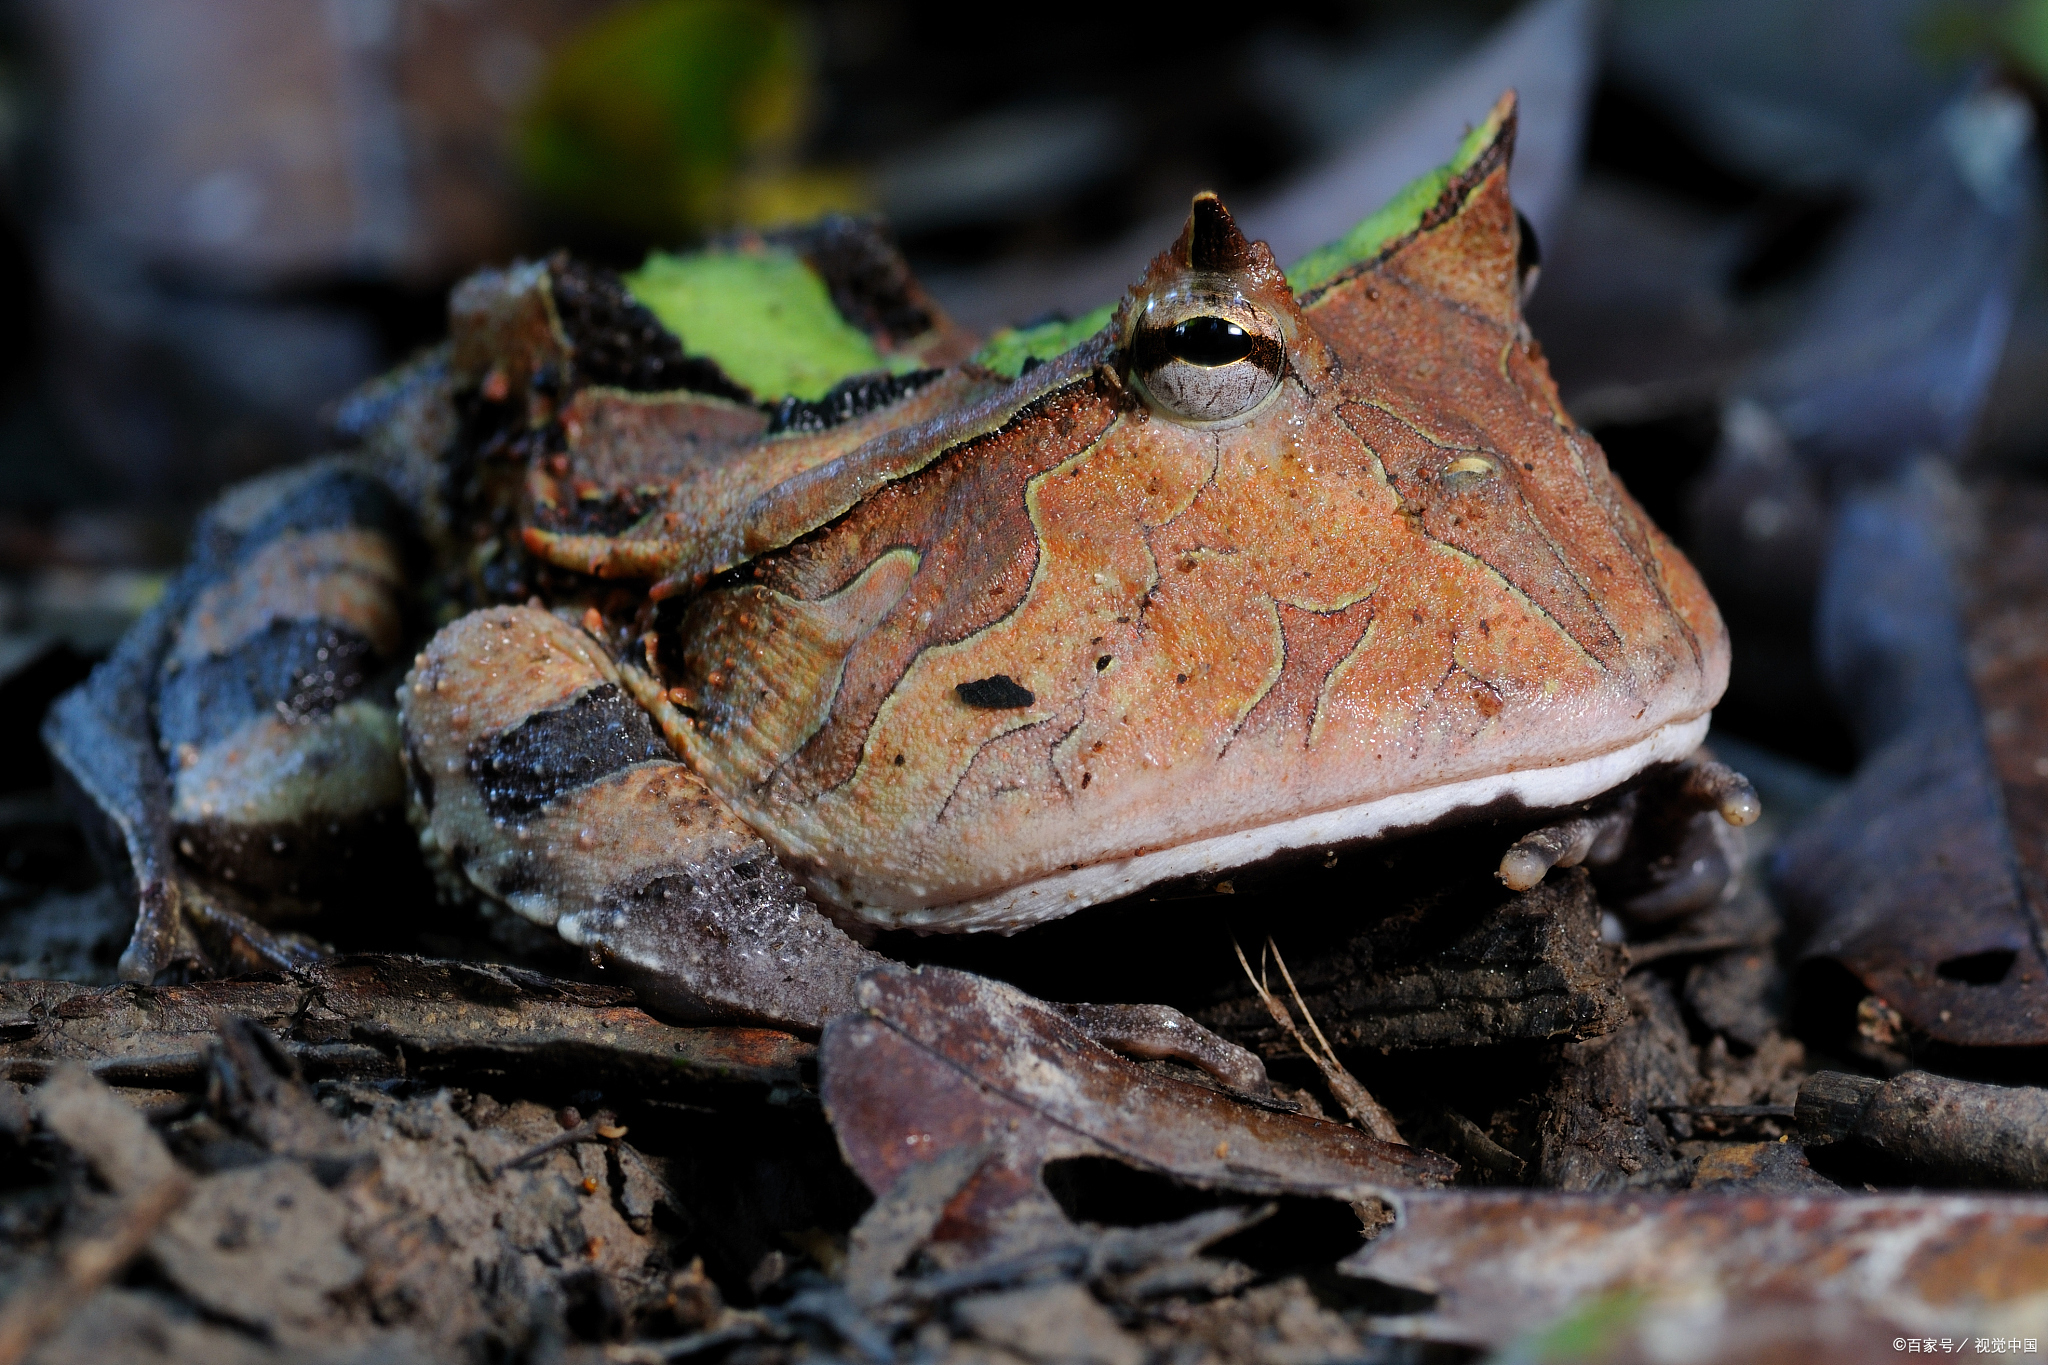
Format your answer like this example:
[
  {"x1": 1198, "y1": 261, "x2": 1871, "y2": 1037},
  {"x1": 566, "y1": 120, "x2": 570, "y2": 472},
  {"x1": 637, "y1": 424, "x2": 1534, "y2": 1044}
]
[{"x1": 854, "y1": 712, "x2": 1713, "y2": 933}]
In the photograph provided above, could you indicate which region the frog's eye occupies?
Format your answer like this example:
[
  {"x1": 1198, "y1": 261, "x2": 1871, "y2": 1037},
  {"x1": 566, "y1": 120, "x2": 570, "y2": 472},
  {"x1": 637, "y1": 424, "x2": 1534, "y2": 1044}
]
[{"x1": 1130, "y1": 293, "x2": 1285, "y2": 424}]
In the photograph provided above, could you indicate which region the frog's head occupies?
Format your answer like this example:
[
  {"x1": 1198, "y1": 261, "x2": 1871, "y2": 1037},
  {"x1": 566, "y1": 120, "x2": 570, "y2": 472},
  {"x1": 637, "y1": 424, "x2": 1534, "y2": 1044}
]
[{"x1": 664, "y1": 92, "x2": 1729, "y2": 931}]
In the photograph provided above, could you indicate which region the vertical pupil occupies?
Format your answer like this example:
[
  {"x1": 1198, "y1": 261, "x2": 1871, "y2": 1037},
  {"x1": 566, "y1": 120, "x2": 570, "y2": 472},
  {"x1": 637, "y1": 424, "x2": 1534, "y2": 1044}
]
[{"x1": 1167, "y1": 316, "x2": 1254, "y2": 366}]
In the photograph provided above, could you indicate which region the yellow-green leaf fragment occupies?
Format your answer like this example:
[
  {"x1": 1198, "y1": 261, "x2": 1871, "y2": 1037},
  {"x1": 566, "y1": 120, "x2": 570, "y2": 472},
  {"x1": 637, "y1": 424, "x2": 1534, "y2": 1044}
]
[
  {"x1": 1491, "y1": 1288, "x2": 1648, "y2": 1365},
  {"x1": 969, "y1": 305, "x2": 1116, "y2": 380},
  {"x1": 625, "y1": 248, "x2": 902, "y2": 401},
  {"x1": 1285, "y1": 102, "x2": 1506, "y2": 296}
]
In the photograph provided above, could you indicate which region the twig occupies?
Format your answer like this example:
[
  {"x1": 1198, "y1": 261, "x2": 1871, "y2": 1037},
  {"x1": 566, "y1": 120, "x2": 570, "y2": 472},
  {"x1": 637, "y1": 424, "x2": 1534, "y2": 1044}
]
[
  {"x1": 490, "y1": 1110, "x2": 628, "y2": 1179},
  {"x1": 1651, "y1": 1103, "x2": 1796, "y2": 1119},
  {"x1": 1440, "y1": 1108, "x2": 1527, "y2": 1179},
  {"x1": 1231, "y1": 938, "x2": 1406, "y2": 1146},
  {"x1": 605, "y1": 1315, "x2": 772, "y2": 1362},
  {"x1": 1625, "y1": 935, "x2": 1770, "y2": 968}
]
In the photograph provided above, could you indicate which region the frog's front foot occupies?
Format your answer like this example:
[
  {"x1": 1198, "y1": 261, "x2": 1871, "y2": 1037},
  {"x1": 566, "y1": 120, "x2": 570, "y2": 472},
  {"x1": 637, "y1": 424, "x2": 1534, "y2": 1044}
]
[
  {"x1": 1498, "y1": 752, "x2": 1761, "y2": 918},
  {"x1": 402, "y1": 605, "x2": 887, "y2": 1031}
]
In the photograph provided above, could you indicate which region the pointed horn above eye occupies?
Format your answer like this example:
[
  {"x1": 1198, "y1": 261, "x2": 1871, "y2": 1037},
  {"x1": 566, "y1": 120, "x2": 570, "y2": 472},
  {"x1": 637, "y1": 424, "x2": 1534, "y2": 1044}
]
[{"x1": 1180, "y1": 192, "x2": 1256, "y2": 273}]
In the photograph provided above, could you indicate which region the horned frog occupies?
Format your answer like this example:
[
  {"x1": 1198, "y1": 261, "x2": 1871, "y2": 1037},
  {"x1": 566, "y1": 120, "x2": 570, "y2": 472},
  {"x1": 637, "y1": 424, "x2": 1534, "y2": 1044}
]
[{"x1": 45, "y1": 95, "x2": 1751, "y2": 1052}]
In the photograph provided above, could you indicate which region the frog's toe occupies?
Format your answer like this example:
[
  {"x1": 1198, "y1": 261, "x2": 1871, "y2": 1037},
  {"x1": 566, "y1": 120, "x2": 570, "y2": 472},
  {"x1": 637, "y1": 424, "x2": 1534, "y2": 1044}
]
[
  {"x1": 402, "y1": 605, "x2": 884, "y2": 1031},
  {"x1": 1498, "y1": 751, "x2": 1762, "y2": 920},
  {"x1": 114, "y1": 881, "x2": 205, "y2": 983},
  {"x1": 182, "y1": 886, "x2": 329, "y2": 974},
  {"x1": 1497, "y1": 804, "x2": 1634, "y2": 892},
  {"x1": 1678, "y1": 757, "x2": 1762, "y2": 828}
]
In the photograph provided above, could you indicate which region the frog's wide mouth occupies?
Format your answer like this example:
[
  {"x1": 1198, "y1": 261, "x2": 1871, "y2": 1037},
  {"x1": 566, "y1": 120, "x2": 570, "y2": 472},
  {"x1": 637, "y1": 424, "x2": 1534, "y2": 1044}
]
[{"x1": 827, "y1": 712, "x2": 1713, "y2": 934}]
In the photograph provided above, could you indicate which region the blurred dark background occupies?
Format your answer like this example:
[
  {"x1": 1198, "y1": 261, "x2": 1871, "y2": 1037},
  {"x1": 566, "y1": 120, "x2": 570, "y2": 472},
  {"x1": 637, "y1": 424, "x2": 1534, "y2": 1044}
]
[{"x1": 1, "y1": 0, "x2": 2046, "y2": 776}]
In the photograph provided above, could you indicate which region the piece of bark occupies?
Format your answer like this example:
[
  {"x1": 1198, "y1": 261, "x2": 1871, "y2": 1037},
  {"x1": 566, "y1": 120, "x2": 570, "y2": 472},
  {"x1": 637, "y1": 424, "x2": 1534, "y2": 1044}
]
[
  {"x1": 341, "y1": 1087, "x2": 671, "y2": 1342},
  {"x1": 842, "y1": 1141, "x2": 996, "y2": 1306},
  {"x1": 0, "y1": 1068, "x2": 194, "y2": 1365},
  {"x1": 1796, "y1": 1068, "x2": 2048, "y2": 1188},
  {"x1": 0, "y1": 954, "x2": 809, "y2": 1096},
  {"x1": 148, "y1": 1162, "x2": 363, "y2": 1340},
  {"x1": 207, "y1": 1014, "x2": 370, "y2": 1185},
  {"x1": 953, "y1": 1281, "x2": 1143, "y2": 1365},
  {"x1": 1686, "y1": 1140, "x2": 1836, "y2": 1191},
  {"x1": 1131, "y1": 1278, "x2": 1369, "y2": 1363},
  {"x1": 1199, "y1": 868, "x2": 1626, "y2": 1054},
  {"x1": 1683, "y1": 947, "x2": 1786, "y2": 1051},
  {"x1": 1537, "y1": 974, "x2": 1697, "y2": 1190},
  {"x1": 1343, "y1": 1189, "x2": 2048, "y2": 1352},
  {"x1": 1690, "y1": 1030, "x2": 1807, "y2": 1128},
  {"x1": 22, "y1": 1290, "x2": 276, "y2": 1365}
]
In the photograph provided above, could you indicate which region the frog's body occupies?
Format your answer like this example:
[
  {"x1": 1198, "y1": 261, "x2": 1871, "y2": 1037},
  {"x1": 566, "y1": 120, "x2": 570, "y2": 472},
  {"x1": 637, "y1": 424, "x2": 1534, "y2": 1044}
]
[{"x1": 46, "y1": 95, "x2": 1734, "y2": 1033}]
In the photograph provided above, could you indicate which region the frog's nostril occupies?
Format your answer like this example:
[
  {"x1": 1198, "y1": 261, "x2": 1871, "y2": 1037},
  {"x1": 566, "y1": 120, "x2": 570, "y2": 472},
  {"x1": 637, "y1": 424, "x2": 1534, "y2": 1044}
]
[{"x1": 1442, "y1": 456, "x2": 1497, "y2": 491}]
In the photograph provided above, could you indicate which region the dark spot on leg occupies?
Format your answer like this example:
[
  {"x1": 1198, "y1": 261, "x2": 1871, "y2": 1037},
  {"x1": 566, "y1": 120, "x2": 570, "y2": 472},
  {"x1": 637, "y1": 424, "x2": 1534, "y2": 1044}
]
[
  {"x1": 157, "y1": 621, "x2": 383, "y2": 750},
  {"x1": 469, "y1": 683, "x2": 674, "y2": 820}
]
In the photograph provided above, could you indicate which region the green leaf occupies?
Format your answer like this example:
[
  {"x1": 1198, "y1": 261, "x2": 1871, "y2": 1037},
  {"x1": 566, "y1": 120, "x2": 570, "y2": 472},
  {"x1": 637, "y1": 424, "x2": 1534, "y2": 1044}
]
[
  {"x1": 625, "y1": 247, "x2": 908, "y2": 401},
  {"x1": 1285, "y1": 104, "x2": 1505, "y2": 295},
  {"x1": 969, "y1": 305, "x2": 1117, "y2": 380}
]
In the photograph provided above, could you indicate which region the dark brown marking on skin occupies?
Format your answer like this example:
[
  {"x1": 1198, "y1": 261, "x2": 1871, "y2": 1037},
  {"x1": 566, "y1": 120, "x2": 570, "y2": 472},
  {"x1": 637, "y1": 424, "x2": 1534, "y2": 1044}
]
[
  {"x1": 1337, "y1": 401, "x2": 1618, "y2": 668},
  {"x1": 765, "y1": 369, "x2": 947, "y2": 435},
  {"x1": 548, "y1": 256, "x2": 753, "y2": 399},
  {"x1": 1233, "y1": 597, "x2": 1379, "y2": 750},
  {"x1": 932, "y1": 704, "x2": 1081, "y2": 828},
  {"x1": 681, "y1": 374, "x2": 1125, "y2": 801}
]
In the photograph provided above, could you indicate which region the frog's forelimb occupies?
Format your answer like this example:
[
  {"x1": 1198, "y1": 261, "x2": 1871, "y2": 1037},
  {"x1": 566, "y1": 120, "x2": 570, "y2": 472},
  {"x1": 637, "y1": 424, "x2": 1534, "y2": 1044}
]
[
  {"x1": 402, "y1": 604, "x2": 888, "y2": 1030},
  {"x1": 401, "y1": 602, "x2": 1283, "y2": 1090},
  {"x1": 1496, "y1": 805, "x2": 1635, "y2": 892},
  {"x1": 42, "y1": 581, "x2": 197, "y2": 980},
  {"x1": 1497, "y1": 755, "x2": 1762, "y2": 918}
]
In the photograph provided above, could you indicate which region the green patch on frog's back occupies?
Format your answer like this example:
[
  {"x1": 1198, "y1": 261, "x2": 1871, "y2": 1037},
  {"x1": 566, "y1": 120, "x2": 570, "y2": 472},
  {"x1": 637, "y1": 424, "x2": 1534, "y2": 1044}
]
[
  {"x1": 969, "y1": 306, "x2": 1118, "y2": 381},
  {"x1": 626, "y1": 247, "x2": 926, "y2": 401},
  {"x1": 1284, "y1": 101, "x2": 1505, "y2": 296}
]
